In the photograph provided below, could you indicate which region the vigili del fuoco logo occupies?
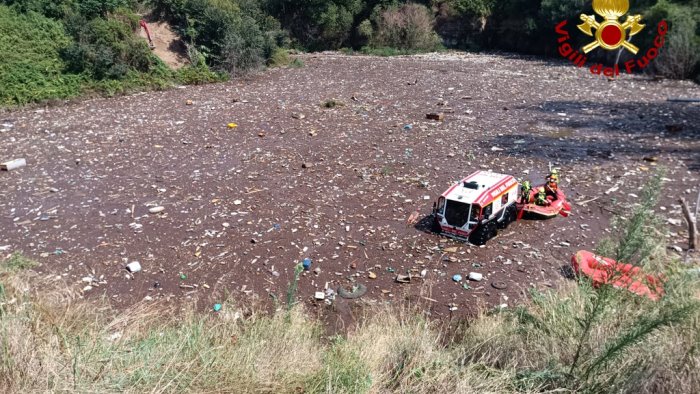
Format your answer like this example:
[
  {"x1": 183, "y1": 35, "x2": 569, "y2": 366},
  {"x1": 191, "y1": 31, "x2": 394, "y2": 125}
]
[{"x1": 555, "y1": 0, "x2": 668, "y2": 77}]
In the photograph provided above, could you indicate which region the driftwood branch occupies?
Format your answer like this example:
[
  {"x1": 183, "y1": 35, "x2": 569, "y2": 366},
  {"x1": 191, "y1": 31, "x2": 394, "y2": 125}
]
[{"x1": 679, "y1": 198, "x2": 697, "y2": 251}]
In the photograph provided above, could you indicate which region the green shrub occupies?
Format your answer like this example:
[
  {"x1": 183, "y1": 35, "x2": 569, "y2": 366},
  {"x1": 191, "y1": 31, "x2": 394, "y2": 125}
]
[
  {"x1": 0, "y1": 0, "x2": 72, "y2": 18},
  {"x1": 75, "y1": 0, "x2": 132, "y2": 18},
  {"x1": 316, "y1": 1, "x2": 364, "y2": 48},
  {"x1": 219, "y1": 14, "x2": 268, "y2": 76},
  {"x1": 357, "y1": 18, "x2": 373, "y2": 38},
  {"x1": 368, "y1": 3, "x2": 442, "y2": 51},
  {"x1": 1, "y1": 253, "x2": 37, "y2": 272},
  {"x1": 175, "y1": 64, "x2": 227, "y2": 85},
  {"x1": 440, "y1": 0, "x2": 496, "y2": 17},
  {"x1": 265, "y1": 0, "x2": 364, "y2": 50},
  {"x1": 1, "y1": 1, "x2": 247, "y2": 106},
  {"x1": 290, "y1": 57, "x2": 304, "y2": 67},
  {"x1": 644, "y1": 1, "x2": 699, "y2": 80},
  {"x1": 538, "y1": 0, "x2": 587, "y2": 23},
  {"x1": 2, "y1": 0, "x2": 134, "y2": 18},
  {"x1": 148, "y1": 0, "x2": 284, "y2": 75},
  {"x1": 268, "y1": 47, "x2": 290, "y2": 67},
  {"x1": 61, "y1": 7, "x2": 154, "y2": 80},
  {"x1": 0, "y1": 5, "x2": 82, "y2": 105}
]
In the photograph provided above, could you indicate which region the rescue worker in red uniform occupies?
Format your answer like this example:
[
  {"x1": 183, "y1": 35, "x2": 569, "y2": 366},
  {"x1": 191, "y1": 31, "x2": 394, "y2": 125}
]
[
  {"x1": 544, "y1": 169, "x2": 559, "y2": 201},
  {"x1": 534, "y1": 169, "x2": 560, "y2": 206}
]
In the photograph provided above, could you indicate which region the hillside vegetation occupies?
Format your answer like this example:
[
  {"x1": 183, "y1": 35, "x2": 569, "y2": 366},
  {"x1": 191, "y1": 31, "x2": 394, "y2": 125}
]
[
  {"x1": 0, "y1": 0, "x2": 698, "y2": 105},
  {"x1": 0, "y1": 1, "x2": 226, "y2": 105}
]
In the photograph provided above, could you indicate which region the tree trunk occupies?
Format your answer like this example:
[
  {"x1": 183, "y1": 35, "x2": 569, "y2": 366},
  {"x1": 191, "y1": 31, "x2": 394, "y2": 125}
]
[{"x1": 679, "y1": 198, "x2": 698, "y2": 250}]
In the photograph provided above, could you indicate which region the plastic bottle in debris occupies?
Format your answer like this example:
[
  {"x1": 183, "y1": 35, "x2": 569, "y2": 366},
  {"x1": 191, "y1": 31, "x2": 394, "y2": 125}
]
[{"x1": 302, "y1": 258, "x2": 312, "y2": 271}]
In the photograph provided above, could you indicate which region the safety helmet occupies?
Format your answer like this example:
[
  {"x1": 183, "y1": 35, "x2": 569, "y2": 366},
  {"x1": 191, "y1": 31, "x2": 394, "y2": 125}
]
[
  {"x1": 522, "y1": 180, "x2": 531, "y2": 189},
  {"x1": 549, "y1": 169, "x2": 559, "y2": 180}
]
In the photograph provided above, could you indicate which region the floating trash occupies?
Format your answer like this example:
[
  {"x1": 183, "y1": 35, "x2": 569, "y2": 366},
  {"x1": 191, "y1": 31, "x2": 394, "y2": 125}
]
[
  {"x1": 468, "y1": 272, "x2": 483, "y2": 282},
  {"x1": 1, "y1": 158, "x2": 26, "y2": 171},
  {"x1": 126, "y1": 261, "x2": 142, "y2": 273},
  {"x1": 302, "y1": 258, "x2": 312, "y2": 271}
]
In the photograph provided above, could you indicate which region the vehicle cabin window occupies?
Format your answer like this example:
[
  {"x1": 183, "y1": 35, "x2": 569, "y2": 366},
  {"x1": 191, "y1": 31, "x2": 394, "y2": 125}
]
[
  {"x1": 437, "y1": 197, "x2": 446, "y2": 214},
  {"x1": 501, "y1": 193, "x2": 508, "y2": 205},
  {"x1": 482, "y1": 203, "x2": 493, "y2": 219},
  {"x1": 444, "y1": 200, "x2": 471, "y2": 228},
  {"x1": 470, "y1": 204, "x2": 481, "y2": 222}
]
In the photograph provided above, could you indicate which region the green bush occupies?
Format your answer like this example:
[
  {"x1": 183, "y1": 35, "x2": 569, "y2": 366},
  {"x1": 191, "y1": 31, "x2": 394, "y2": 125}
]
[
  {"x1": 61, "y1": 7, "x2": 154, "y2": 80},
  {"x1": 75, "y1": 0, "x2": 132, "y2": 18},
  {"x1": 0, "y1": 5, "x2": 82, "y2": 105},
  {"x1": 538, "y1": 0, "x2": 587, "y2": 24},
  {"x1": 0, "y1": 1, "x2": 251, "y2": 107},
  {"x1": 265, "y1": 0, "x2": 364, "y2": 50},
  {"x1": 219, "y1": 13, "x2": 269, "y2": 76},
  {"x1": 644, "y1": 1, "x2": 699, "y2": 80},
  {"x1": 290, "y1": 57, "x2": 304, "y2": 67},
  {"x1": 439, "y1": 0, "x2": 496, "y2": 17},
  {"x1": 1, "y1": 0, "x2": 134, "y2": 18},
  {"x1": 0, "y1": 0, "x2": 71, "y2": 18},
  {"x1": 368, "y1": 3, "x2": 442, "y2": 51},
  {"x1": 176, "y1": 64, "x2": 227, "y2": 85},
  {"x1": 357, "y1": 18, "x2": 373, "y2": 38},
  {"x1": 148, "y1": 0, "x2": 284, "y2": 75},
  {"x1": 1, "y1": 253, "x2": 37, "y2": 272},
  {"x1": 268, "y1": 47, "x2": 290, "y2": 66},
  {"x1": 316, "y1": 1, "x2": 364, "y2": 48}
]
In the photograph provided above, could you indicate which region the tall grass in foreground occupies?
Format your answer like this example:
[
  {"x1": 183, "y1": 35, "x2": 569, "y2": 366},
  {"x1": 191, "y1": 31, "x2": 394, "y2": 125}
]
[{"x1": 1, "y1": 177, "x2": 698, "y2": 393}]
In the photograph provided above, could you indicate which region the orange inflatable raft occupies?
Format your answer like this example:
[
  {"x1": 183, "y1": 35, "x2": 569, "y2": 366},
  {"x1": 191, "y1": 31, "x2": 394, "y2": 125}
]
[
  {"x1": 571, "y1": 250, "x2": 664, "y2": 301},
  {"x1": 517, "y1": 186, "x2": 571, "y2": 219}
]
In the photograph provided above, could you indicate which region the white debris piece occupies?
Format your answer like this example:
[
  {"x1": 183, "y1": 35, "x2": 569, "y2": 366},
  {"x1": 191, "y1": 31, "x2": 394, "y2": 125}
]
[
  {"x1": 126, "y1": 261, "x2": 142, "y2": 273},
  {"x1": 1, "y1": 158, "x2": 26, "y2": 171},
  {"x1": 667, "y1": 218, "x2": 682, "y2": 226},
  {"x1": 468, "y1": 272, "x2": 483, "y2": 282}
]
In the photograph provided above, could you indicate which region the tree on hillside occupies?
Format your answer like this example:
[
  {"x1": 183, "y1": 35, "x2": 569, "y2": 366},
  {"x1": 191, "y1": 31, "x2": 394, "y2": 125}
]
[{"x1": 265, "y1": 0, "x2": 365, "y2": 49}]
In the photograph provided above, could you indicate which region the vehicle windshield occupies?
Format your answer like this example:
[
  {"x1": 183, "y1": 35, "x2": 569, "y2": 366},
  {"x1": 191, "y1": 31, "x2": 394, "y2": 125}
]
[{"x1": 444, "y1": 200, "x2": 480, "y2": 228}]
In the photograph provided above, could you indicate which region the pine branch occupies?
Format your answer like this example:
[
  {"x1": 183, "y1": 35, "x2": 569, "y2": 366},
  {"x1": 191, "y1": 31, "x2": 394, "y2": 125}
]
[{"x1": 581, "y1": 302, "x2": 699, "y2": 383}]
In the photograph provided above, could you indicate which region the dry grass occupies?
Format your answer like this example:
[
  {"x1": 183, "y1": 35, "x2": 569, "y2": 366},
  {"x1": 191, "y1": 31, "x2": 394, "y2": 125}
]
[{"x1": 2, "y1": 266, "x2": 698, "y2": 393}]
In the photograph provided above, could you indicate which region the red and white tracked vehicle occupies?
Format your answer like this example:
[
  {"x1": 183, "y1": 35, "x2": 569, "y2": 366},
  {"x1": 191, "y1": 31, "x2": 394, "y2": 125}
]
[{"x1": 432, "y1": 171, "x2": 520, "y2": 245}]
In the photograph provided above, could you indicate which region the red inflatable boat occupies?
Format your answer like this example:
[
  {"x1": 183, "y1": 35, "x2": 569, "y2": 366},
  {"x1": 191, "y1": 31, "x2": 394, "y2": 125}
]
[
  {"x1": 571, "y1": 250, "x2": 664, "y2": 301},
  {"x1": 517, "y1": 186, "x2": 571, "y2": 219}
]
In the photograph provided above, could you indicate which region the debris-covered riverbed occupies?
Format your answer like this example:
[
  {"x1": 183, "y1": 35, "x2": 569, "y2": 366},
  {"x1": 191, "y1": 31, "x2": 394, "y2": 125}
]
[{"x1": 1, "y1": 52, "x2": 699, "y2": 323}]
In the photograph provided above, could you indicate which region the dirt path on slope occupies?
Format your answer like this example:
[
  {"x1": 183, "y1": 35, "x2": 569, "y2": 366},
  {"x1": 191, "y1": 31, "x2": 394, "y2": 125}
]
[{"x1": 138, "y1": 19, "x2": 189, "y2": 69}]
